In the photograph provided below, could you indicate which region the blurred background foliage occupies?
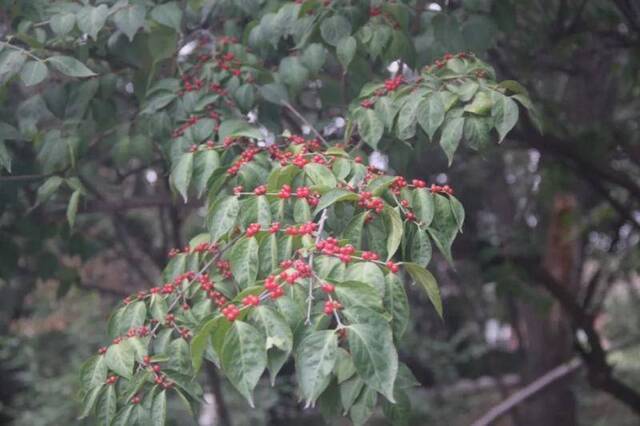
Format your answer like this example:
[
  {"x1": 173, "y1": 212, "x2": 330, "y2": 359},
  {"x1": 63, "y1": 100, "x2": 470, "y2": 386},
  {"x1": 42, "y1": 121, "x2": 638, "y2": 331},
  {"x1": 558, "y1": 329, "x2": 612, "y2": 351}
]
[{"x1": 1, "y1": 0, "x2": 640, "y2": 425}]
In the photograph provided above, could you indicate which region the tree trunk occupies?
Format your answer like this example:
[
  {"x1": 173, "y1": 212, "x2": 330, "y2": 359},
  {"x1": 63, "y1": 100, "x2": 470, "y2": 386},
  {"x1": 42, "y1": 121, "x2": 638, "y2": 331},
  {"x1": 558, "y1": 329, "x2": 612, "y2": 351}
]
[{"x1": 518, "y1": 193, "x2": 578, "y2": 426}]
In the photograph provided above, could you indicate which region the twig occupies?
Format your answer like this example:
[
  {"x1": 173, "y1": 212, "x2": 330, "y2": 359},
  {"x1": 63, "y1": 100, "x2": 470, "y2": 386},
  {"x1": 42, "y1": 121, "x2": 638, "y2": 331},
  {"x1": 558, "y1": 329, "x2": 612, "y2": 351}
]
[
  {"x1": 305, "y1": 209, "x2": 328, "y2": 324},
  {"x1": 282, "y1": 101, "x2": 330, "y2": 146},
  {"x1": 470, "y1": 358, "x2": 582, "y2": 426}
]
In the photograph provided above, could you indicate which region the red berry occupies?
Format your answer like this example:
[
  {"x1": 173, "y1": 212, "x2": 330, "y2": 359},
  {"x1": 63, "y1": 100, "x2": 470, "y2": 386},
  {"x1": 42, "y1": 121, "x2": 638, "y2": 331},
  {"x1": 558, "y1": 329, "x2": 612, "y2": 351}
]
[
  {"x1": 321, "y1": 283, "x2": 335, "y2": 293},
  {"x1": 386, "y1": 261, "x2": 400, "y2": 273}
]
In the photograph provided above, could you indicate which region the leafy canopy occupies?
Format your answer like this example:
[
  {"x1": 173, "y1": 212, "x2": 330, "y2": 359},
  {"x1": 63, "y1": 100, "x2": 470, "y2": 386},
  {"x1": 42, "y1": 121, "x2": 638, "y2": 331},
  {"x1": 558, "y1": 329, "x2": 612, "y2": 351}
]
[{"x1": 0, "y1": 0, "x2": 535, "y2": 425}]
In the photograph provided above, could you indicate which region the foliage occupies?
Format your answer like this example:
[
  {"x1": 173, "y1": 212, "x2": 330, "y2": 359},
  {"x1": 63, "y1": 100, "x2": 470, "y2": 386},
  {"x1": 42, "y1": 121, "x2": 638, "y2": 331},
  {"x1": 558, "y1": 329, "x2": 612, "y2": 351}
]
[{"x1": 0, "y1": 0, "x2": 536, "y2": 424}]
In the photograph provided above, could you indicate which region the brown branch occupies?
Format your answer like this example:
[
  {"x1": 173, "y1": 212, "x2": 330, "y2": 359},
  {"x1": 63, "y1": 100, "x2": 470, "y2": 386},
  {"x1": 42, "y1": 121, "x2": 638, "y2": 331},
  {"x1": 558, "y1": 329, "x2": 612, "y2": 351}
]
[
  {"x1": 471, "y1": 358, "x2": 582, "y2": 426},
  {"x1": 510, "y1": 257, "x2": 640, "y2": 415}
]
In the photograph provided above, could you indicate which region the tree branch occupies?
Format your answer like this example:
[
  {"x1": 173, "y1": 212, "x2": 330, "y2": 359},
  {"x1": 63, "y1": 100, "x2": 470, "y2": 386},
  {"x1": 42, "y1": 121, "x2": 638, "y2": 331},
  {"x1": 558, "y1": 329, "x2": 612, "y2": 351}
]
[{"x1": 471, "y1": 358, "x2": 582, "y2": 426}]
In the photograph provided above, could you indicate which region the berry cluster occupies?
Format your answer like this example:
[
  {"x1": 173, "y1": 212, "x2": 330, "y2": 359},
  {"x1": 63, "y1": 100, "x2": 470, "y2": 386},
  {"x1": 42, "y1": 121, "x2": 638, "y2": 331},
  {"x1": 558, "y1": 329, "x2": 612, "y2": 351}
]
[
  {"x1": 246, "y1": 223, "x2": 262, "y2": 237},
  {"x1": 358, "y1": 191, "x2": 385, "y2": 214},
  {"x1": 324, "y1": 300, "x2": 343, "y2": 316},
  {"x1": 384, "y1": 75, "x2": 404, "y2": 92},
  {"x1": 222, "y1": 304, "x2": 241, "y2": 321},
  {"x1": 242, "y1": 295, "x2": 260, "y2": 307},
  {"x1": 227, "y1": 147, "x2": 260, "y2": 176},
  {"x1": 216, "y1": 260, "x2": 233, "y2": 280},
  {"x1": 316, "y1": 238, "x2": 356, "y2": 264}
]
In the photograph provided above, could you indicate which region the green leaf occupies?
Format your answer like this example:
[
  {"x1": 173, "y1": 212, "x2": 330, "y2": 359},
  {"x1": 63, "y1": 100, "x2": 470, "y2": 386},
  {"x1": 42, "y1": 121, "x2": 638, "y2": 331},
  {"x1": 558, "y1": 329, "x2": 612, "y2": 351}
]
[
  {"x1": 375, "y1": 97, "x2": 400, "y2": 130},
  {"x1": 20, "y1": 61, "x2": 47, "y2": 86},
  {"x1": 50, "y1": 13, "x2": 76, "y2": 35},
  {"x1": 343, "y1": 212, "x2": 367, "y2": 249},
  {"x1": 491, "y1": 93, "x2": 519, "y2": 142},
  {"x1": 439, "y1": 117, "x2": 464, "y2": 165},
  {"x1": 167, "y1": 338, "x2": 191, "y2": 374},
  {"x1": 259, "y1": 83, "x2": 289, "y2": 105},
  {"x1": 141, "y1": 92, "x2": 176, "y2": 114},
  {"x1": 302, "y1": 43, "x2": 328, "y2": 73},
  {"x1": 350, "y1": 386, "x2": 377, "y2": 426},
  {"x1": 340, "y1": 376, "x2": 364, "y2": 413},
  {"x1": 221, "y1": 321, "x2": 267, "y2": 407},
  {"x1": 255, "y1": 195, "x2": 272, "y2": 226},
  {"x1": 396, "y1": 95, "x2": 421, "y2": 140},
  {"x1": 449, "y1": 195, "x2": 465, "y2": 232},
  {"x1": 35, "y1": 176, "x2": 63, "y2": 206},
  {"x1": 409, "y1": 225, "x2": 432, "y2": 267},
  {"x1": 337, "y1": 36, "x2": 357, "y2": 68},
  {"x1": 79, "y1": 385, "x2": 103, "y2": 418},
  {"x1": 150, "y1": 390, "x2": 167, "y2": 426},
  {"x1": 357, "y1": 108, "x2": 384, "y2": 149},
  {"x1": 464, "y1": 91, "x2": 493, "y2": 115},
  {"x1": 314, "y1": 189, "x2": 359, "y2": 215},
  {"x1": 67, "y1": 190, "x2": 81, "y2": 229},
  {"x1": 193, "y1": 149, "x2": 220, "y2": 198},
  {"x1": 229, "y1": 237, "x2": 260, "y2": 288},
  {"x1": 403, "y1": 262, "x2": 442, "y2": 317},
  {"x1": 207, "y1": 196, "x2": 239, "y2": 242},
  {"x1": 113, "y1": 4, "x2": 146, "y2": 42},
  {"x1": 80, "y1": 355, "x2": 108, "y2": 389},
  {"x1": 335, "y1": 348, "x2": 356, "y2": 384},
  {"x1": 347, "y1": 318, "x2": 398, "y2": 402},
  {"x1": 151, "y1": 1, "x2": 183, "y2": 32},
  {"x1": 384, "y1": 206, "x2": 403, "y2": 260},
  {"x1": 295, "y1": 330, "x2": 339, "y2": 407},
  {"x1": 320, "y1": 15, "x2": 352, "y2": 46},
  {"x1": 218, "y1": 119, "x2": 263, "y2": 140},
  {"x1": 170, "y1": 152, "x2": 194, "y2": 202},
  {"x1": 250, "y1": 306, "x2": 293, "y2": 384},
  {"x1": 464, "y1": 116, "x2": 492, "y2": 150},
  {"x1": 382, "y1": 389, "x2": 411, "y2": 426},
  {"x1": 279, "y1": 56, "x2": 309, "y2": 90},
  {"x1": 304, "y1": 163, "x2": 337, "y2": 188},
  {"x1": 334, "y1": 281, "x2": 383, "y2": 310},
  {"x1": 417, "y1": 92, "x2": 445, "y2": 140},
  {"x1": 191, "y1": 315, "x2": 224, "y2": 372},
  {"x1": 77, "y1": 5, "x2": 108, "y2": 40},
  {"x1": 110, "y1": 405, "x2": 133, "y2": 426},
  {"x1": 294, "y1": 198, "x2": 311, "y2": 223},
  {"x1": 96, "y1": 384, "x2": 117, "y2": 426},
  {"x1": 427, "y1": 194, "x2": 458, "y2": 264},
  {"x1": 0, "y1": 141, "x2": 11, "y2": 173},
  {"x1": 0, "y1": 50, "x2": 26, "y2": 83},
  {"x1": 47, "y1": 56, "x2": 96, "y2": 77},
  {"x1": 412, "y1": 188, "x2": 434, "y2": 227},
  {"x1": 105, "y1": 340, "x2": 135, "y2": 378},
  {"x1": 344, "y1": 262, "x2": 385, "y2": 297},
  {"x1": 384, "y1": 273, "x2": 410, "y2": 339}
]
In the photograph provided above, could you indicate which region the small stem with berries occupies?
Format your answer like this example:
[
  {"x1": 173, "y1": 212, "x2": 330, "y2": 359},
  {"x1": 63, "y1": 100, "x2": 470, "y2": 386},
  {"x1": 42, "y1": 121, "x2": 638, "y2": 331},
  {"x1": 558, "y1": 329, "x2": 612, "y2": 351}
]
[{"x1": 305, "y1": 209, "x2": 328, "y2": 324}]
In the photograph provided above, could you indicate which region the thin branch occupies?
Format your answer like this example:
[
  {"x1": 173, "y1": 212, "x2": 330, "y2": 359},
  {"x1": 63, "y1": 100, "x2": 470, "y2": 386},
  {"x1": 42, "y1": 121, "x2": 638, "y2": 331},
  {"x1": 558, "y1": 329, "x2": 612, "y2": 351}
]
[
  {"x1": 471, "y1": 358, "x2": 582, "y2": 426},
  {"x1": 283, "y1": 102, "x2": 330, "y2": 146},
  {"x1": 305, "y1": 209, "x2": 328, "y2": 325}
]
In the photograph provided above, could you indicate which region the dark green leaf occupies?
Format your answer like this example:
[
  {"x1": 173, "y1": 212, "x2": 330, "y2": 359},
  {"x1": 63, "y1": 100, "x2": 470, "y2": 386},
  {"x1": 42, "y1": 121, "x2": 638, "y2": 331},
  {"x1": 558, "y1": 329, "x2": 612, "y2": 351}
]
[
  {"x1": 207, "y1": 196, "x2": 239, "y2": 242},
  {"x1": 113, "y1": 4, "x2": 146, "y2": 42},
  {"x1": 417, "y1": 92, "x2": 445, "y2": 140},
  {"x1": 439, "y1": 117, "x2": 464, "y2": 165},
  {"x1": 221, "y1": 321, "x2": 267, "y2": 407},
  {"x1": 403, "y1": 262, "x2": 442, "y2": 317},
  {"x1": 47, "y1": 56, "x2": 96, "y2": 77},
  {"x1": 347, "y1": 318, "x2": 398, "y2": 402},
  {"x1": 295, "y1": 330, "x2": 338, "y2": 406},
  {"x1": 229, "y1": 237, "x2": 259, "y2": 288},
  {"x1": 320, "y1": 15, "x2": 352, "y2": 46},
  {"x1": 20, "y1": 61, "x2": 48, "y2": 86}
]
